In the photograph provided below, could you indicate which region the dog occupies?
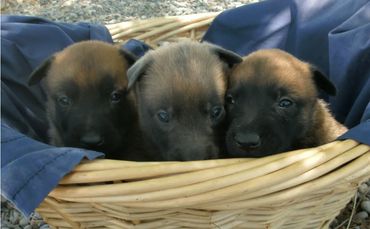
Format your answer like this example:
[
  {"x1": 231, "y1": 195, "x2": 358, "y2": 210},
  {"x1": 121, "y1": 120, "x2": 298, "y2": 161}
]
[
  {"x1": 127, "y1": 41, "x2": 242, "y2": 161},
  {"x1": 225, "y1": 49, "x2": 347, "y2": 158},
  {"x1": 28, "y1": 40, "x2": 139, "y2": 159}
]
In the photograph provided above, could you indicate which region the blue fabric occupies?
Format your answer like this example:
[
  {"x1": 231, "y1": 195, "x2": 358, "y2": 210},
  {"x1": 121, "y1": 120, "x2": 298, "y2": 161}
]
[
  {"x1": 121, "y1": 39, "x2": 152, "y2": 58},
  {"x1": 2, "y1": 0, "x2": 370, "y2": 216},
  {"x1": 1, "y1": 124, "x2": 102, "y2": 216},
  {"x1": 203, "y1": 0, "x2": 370, "y2": 146},
  {"x1": 1, "y1": 15, "x2": 110, "y2": 216}
]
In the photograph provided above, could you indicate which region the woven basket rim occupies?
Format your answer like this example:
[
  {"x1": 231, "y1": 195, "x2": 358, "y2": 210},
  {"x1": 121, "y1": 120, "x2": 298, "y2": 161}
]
[{"x1": 50, "y1": 140, "x2": 370, "y2": 208}]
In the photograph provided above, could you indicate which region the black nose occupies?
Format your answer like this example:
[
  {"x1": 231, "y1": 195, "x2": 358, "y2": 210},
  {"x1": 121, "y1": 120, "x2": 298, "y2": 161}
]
[
  {"x1": 80, "y1": 133, "x2": 104, "y2": 147},
  {"x1": 233, "y1": 132, "x2": 261, "y2": 149}
]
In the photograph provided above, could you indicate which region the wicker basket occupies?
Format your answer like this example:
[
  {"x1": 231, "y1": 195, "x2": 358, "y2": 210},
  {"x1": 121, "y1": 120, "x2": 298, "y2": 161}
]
[{"x1": 36, "y1": 14, "x2": 370, "y2": 229}]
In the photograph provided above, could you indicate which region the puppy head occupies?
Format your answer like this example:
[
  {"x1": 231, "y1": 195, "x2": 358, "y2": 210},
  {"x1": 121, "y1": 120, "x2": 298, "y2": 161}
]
[
  {"x1": 28, "y1": 40, "x2": 137, "y2": 156},
  {"x1": 226, "y1": 49, "x2": 336, "y2": 157},
  {"x1": 127, "y1": 41, "x2": 242, "y2": 161}
]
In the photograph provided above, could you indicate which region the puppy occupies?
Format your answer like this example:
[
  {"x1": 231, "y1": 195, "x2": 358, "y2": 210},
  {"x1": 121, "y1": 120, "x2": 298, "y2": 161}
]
[
  {"x1": 28, "y1": 40, "x2": 138, "y2": 159},
  {"x1": 225, "y1": 49, "x2": 347, "y2": 157},
  {"x1": 127, "y1": 41, "x2": 242, "y2": 161}
]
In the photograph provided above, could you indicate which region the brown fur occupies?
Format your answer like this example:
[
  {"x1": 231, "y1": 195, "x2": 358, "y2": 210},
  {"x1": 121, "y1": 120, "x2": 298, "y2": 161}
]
[
  {"x1": 230, "y1": 49, "x2": 317, "y2": 100},
  {"x1": 46, "y1": 41, "x2": 134, "y2": 146},
  {"x1": 47, "y1": 41, "x2": 130, "y2": 91},
  {"x1": 28, "y1": 40, "x2": 139, "y2": 159},
  {"x1": 226, "y1": 49, "x2": 347, "y2": 157},
  {"x1": 141, "y1": 44, "x2": 227, "y2": 113},
  {"x1": 302, "y1": 100, "x2": 348, "y2": 147},
  {"x1": 127, "y1": 41, "x2": 242, "y2": 161}
]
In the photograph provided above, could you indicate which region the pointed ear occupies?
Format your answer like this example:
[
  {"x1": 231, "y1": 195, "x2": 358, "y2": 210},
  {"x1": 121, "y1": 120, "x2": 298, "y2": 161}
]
[
  {"x1": 119, "y1": 48, "x2": 138, "y2": 67},
  {"x1": 311, "y1": 67, "x2": 337, "y2": 96},
  {"x1": 127, "y1": 55, "x2": 152, "y2": 90},
  {"x1": 28, "y1": 56, "x2": 55, "y2": 86},
  {"x1": 204, "y1": 42, "x2": 243, "y2": 67}
]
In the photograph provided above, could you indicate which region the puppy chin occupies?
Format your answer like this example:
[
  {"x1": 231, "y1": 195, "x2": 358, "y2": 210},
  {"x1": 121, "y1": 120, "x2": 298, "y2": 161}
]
[
  {"x1": 165, "y1": 147, "x2": 219, "y2": 161},
  {"x1": 227, "y1": 140, "x2": 292, "y2": 158},
  {"x1": 63, "y1": 138, "x2": 118, "y2": 154},
  {"x1": 226, "y1": 142, "x2": 262, "y2": 158}
]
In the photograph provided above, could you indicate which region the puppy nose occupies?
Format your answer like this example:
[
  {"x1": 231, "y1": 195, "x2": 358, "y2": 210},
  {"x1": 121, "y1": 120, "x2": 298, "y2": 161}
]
[
  {"x1": 234, "y1": 132, "x2": 261, "y2": 149},
  {"x1": 80, "y1": 133, "x2": 104, "y2": 146}
]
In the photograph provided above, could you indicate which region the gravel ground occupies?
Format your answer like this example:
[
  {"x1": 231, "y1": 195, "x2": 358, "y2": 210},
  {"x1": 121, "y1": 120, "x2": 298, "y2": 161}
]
[
  {"x1": 1, "y1": 0, "x2": 256, "y2": 24},
  {"x1": 1, "y1": 1, "x2": 370, "y2": 229},
  {"x1": 1, "y1": 197, "x2": 49, "y2": 229}
]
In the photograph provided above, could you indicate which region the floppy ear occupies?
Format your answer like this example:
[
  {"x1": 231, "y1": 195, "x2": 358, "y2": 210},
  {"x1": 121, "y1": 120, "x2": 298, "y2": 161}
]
[
  {"x1": 126, "y1": 55, "x2": 153, "y2": 90},
  {"x1": 204, "y1": 42, "x2": 243, "y2": 67},
  {"x1": 311, "y1": 67, "x2": 337, "y2": 96},
  {"x1": 119, "y1": 48, "x2": 138, "y2": 67},
  {"x1": 28, "y1": 56, "x2": 55, "y2": 86}
]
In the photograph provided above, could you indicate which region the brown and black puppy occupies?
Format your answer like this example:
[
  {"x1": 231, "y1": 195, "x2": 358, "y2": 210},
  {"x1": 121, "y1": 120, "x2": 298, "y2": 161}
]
[
  {"x1": 127, "y1": 41, "x2": 242, "y2": 161},
  {"x1": 28, "y1": 40, "x2": 138, "y2": 159},
  {"x1": 225, "y1": 49, "x2": 347, "y2": 157}
]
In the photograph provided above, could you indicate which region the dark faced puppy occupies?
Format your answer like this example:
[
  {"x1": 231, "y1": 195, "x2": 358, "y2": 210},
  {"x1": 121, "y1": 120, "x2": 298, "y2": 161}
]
[
  {"x1": 127, "y1": 41, "x2": 242, "y2": 161},
  {"x1": 225, "y1": 49, "x2": 347, "y2": 157},
  {"x1": 28, "y1": 40, "x2": 137, "y2": 159}
]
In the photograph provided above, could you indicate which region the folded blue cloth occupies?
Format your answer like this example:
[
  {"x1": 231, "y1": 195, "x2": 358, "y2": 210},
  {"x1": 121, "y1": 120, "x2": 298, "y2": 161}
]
[
  {"x1": 1, "y1": 0, "x2": 369, "y2": 216},
  {"x1": 1, "y1": 124, "x2": 102, "y2": 216},
  {"x1": 1, "y1": 15, "x2": 110, "y2": 216}
]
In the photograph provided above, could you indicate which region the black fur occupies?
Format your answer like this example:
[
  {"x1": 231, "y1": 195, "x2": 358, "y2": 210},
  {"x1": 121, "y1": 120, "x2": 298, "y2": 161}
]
[
  {"x1": 28, "y1": 56, "x2": 54, "y2": 86},
  {"x1": 311, "y1": 68, "x2": 337, "y2": 96},
  {"x1": 47, "y1": 77, "x2": 136, "y2": 159},
  {"x1": 225, "y1": 83, "x2": 308, "y2": 157}
]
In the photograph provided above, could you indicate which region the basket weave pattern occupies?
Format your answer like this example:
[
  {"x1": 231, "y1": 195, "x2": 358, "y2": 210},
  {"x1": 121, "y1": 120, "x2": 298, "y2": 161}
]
[
  {"x1": 106, "y1": 12, "x2": 218, "y2": 47},
  {"x1": 36, "y1": 14, "x2": 370, "y2": 229}
]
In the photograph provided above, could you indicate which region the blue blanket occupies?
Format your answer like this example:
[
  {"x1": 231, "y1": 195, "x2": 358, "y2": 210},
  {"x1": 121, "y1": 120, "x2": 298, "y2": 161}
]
[{"x1": 2, "y1": 0, "x2": 369, "y2": 216}]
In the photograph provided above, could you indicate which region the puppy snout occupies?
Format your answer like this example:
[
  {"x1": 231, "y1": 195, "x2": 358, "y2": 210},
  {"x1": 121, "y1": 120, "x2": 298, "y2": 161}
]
[
  {"x1": 233, "y1": 132, "x2": 261, "y2": 149},
  {"x1": 80, "y1": 132, "x2": 105, "y2": 147}
]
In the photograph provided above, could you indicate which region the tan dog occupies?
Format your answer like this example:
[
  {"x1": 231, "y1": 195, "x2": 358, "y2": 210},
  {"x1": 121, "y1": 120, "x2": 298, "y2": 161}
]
[
  {"x1": 28, "y1": 40, "x2": 139, "y2": 160},
  {"x1": 127, "y1": 41, "x2": 242, "y2": 161},
  {"x1": 225, "y1": 49, "x2": 347, "y2": 157}
]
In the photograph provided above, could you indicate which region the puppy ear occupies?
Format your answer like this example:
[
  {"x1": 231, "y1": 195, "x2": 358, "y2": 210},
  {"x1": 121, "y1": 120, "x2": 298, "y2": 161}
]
[
  {"x1": 205, "y1": 42, "x2": 243, "y2": 67},
  {"x1": 311, "y1": 67, "x2": 337, "y2": 96},
  {"x1": 119, "y1": 48, "x2": 138, "y2": 67},
  {"x1": 127, "y1": 55, "x2": 152, "y2": 90},
  {"x1": 28, "y1": 56, "x2": 54, "y2": 86}
]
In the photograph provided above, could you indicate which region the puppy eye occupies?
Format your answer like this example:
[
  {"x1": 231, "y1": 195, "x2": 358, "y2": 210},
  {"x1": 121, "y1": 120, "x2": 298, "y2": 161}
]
[
  {"x1": 210, "y1": 106, "x2": 225, "y2": 121},
  {"x1": 278, "y1": 98, "x2": 293, "y2": 108},
  {"x1": 226, "y1": 94, "x2": 235, "y2": 105},
  {"x1": 58, "y1": 95, "x2": 72, "y2": 107},
  {"x1": 157, "y1": 110, "x2": 170, "y2": 123},
  {"x1": 110, "y1": 91, "x2": 122, "y2": 103}
]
